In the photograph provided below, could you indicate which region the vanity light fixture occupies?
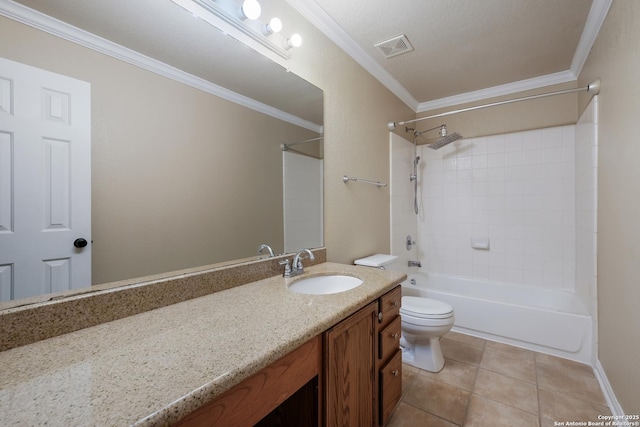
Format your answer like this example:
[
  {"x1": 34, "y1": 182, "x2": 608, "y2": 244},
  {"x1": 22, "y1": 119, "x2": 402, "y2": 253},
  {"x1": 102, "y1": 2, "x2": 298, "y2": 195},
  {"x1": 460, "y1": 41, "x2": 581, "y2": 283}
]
[{"x1": 171, "y1": 0, "x2": 301, "y2": 59}]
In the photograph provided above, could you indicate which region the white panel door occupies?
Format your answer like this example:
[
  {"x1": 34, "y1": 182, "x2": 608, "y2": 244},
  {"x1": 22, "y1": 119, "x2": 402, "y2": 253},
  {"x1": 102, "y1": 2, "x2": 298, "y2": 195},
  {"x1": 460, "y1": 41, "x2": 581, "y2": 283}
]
[{"x1": 0, "y1": 57, "x2": 91, "y2": 301}]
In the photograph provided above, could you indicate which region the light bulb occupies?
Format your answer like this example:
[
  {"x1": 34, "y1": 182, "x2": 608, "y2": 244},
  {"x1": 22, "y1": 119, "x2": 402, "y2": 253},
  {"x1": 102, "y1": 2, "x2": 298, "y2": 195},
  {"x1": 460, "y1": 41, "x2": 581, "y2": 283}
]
[
  {"x1": 284, "y1": 33, "x2": 302, "y2": 49},
  {"x1": 240, "y1": 0, "x2": 261, "y2": 20},
  {"x1": 263, "y1": 17, "x2": 282, "y2": 35},
  {"x1": 268, "y1": 17, "x2": 282, "y2": 33}
]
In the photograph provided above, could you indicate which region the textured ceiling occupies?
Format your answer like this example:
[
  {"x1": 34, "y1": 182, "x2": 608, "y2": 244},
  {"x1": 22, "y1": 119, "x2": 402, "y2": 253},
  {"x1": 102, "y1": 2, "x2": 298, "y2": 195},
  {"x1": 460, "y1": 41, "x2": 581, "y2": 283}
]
[
  {"x1": 310, "y1": 0, "x2": 593, "y2": 105},
  {"x1": 9, "y1": 0, "x2": 597, "y2": 117}
]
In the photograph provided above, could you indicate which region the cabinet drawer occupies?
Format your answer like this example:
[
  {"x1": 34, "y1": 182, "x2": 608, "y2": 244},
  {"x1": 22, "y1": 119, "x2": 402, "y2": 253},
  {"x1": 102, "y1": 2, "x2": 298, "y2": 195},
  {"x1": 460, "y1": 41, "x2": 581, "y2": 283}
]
[
  {"x1": 379, "y1": 350, "x2": 402, "y2": 426},
  {"x1": 378, "y1": 315, "x2": 401, "y2": 361},
  {"x1": 378, "y1": 286, "x2": 401, "y2": 328}
]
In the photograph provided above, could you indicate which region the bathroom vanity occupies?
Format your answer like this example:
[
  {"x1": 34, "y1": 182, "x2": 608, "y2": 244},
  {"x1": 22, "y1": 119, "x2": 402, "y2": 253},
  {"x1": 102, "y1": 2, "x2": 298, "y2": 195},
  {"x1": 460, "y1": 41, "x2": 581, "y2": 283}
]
[
  {"x1": 177, "y1": 285, "x2": 402, "y2": 427},
  {"x1": 0, "y1": 256, "x2": 405, "y2": 426}
]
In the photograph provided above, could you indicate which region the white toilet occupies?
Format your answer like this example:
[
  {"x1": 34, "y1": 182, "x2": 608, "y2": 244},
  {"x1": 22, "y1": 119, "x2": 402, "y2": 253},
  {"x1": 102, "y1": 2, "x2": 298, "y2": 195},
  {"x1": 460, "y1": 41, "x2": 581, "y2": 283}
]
[
  {"x1": 354, "y1": 254, "x2": 455, "y2": 373},
  {"x1": 400, "y1": 296, "x2": 454, "y2": 372}
]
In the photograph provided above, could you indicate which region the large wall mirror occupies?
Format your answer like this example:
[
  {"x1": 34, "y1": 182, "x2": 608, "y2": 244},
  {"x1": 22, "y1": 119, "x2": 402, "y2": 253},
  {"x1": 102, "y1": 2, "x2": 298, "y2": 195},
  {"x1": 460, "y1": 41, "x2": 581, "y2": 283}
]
[{"x1": 0, "y1": 0, "x2": 323, "y2": 306}]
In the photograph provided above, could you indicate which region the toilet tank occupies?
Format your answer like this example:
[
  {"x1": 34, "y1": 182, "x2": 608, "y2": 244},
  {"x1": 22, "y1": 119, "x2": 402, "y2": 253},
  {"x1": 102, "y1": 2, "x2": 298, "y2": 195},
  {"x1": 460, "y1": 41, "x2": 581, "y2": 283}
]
[{"x1": 354, "y1": 254, "x2": 399, "y2": 270}]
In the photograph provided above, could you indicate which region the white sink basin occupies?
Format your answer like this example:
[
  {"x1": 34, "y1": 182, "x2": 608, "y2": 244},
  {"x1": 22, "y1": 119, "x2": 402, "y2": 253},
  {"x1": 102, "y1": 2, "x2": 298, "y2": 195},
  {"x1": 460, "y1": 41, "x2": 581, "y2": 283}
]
[{"x1": 288, "y1": 274, "x2": 363, "y2": 295}]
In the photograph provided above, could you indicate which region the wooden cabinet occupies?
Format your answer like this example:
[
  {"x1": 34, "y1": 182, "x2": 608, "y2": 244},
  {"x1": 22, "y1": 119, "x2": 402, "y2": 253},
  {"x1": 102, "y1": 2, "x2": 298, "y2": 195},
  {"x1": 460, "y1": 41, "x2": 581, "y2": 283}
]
[
  {"x1": 324, "y1": 301, "x2": 377, "y2": 427},
  {"x1": 323, "y1": 286, "x2": 402, "y2": 427},
  {"x1": 177, "y1": 285, "x2": 402, "y2": 427},
  {"x1": 176, "y1": 336, "x2": 322, "y2": 427},
  {"x1": 376, "y1": 286, "x2": 402, "y2": 426}
]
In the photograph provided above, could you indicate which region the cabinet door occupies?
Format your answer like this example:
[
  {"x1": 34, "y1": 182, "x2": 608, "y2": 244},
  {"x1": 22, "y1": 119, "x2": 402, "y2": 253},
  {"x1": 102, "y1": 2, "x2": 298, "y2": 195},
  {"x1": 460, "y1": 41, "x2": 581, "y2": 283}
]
[
  {"x1": 379, "y1": 350, "x2": 402, "y2": 426},
  {"x1": 378, "y1": 315, "x2": 401, "y2": 361},
  {"x1": 378, "y1": 286, "x2": 401, "y2": 329},
  {"x1": 324, "y1": 301, "x2": 377, "y2": 427}
]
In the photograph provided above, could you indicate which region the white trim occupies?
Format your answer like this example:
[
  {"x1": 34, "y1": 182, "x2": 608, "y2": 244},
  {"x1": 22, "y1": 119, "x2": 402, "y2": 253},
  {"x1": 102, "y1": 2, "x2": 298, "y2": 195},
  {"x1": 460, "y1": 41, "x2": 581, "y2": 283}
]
[
  {"x1": 571, "y1": 0, "x2": 613, "y2": 77},
  {"x1": 594, "y1": 359, "x2": 625, "y2": 417},
  {"x1": 416, "y1": 71, "x2": 577, "y2": 113},
  {"x1": 286, "y1": 0, "x2": 610, "y2": 114},
  {"x1": 0, "y1": 0, "x2": 322, "y2": 133},
  {"x1": 285, "y1": 0, "x2": 419, "y2": 111}
]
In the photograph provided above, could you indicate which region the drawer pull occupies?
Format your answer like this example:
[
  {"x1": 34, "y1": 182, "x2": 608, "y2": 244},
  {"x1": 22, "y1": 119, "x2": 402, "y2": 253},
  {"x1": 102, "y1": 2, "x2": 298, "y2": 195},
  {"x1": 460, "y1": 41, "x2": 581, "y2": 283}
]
[
  {"x1": 392, "y1": 301, "x2": 399, "y2": 307},
  {"x1": 391, "y1": 370, "x2": 399, "y2": 377},
  {"x1": 391, "y1": 333, "x2": 399, "y2": 340}
]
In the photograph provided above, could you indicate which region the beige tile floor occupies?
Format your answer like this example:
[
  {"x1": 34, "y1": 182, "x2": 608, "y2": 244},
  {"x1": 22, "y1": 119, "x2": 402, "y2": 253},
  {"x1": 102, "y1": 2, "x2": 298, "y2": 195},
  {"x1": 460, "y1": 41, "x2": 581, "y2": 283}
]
[{"x1": 388, "y1": 331, "x2": 611, "y2": 427}]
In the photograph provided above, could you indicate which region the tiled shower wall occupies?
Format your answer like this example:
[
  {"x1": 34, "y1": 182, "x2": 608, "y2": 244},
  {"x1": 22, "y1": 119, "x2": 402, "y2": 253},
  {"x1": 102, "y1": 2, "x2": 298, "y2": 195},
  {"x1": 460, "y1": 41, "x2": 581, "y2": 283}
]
[{"x1": 417, "y1": 125, "x2": 577, "y2": 290}]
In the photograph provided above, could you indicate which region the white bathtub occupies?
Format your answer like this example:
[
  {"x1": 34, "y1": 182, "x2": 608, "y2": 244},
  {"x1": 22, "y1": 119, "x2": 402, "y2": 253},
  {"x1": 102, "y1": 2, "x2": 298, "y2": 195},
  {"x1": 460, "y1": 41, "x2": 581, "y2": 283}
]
[{"x1": 402, "y1": 272, "x2": 593, "y2": 363}]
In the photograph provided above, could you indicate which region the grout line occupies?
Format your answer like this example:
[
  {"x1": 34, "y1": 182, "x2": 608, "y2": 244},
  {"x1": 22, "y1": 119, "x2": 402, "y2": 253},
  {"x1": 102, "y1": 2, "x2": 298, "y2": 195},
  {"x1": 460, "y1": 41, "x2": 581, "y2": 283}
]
[
  {"x1": 461, "y1": 345, "x2": 484, "y2": 426},
  {"x1": 534, "y1": 351, "x2": 543, "y2": 427}
]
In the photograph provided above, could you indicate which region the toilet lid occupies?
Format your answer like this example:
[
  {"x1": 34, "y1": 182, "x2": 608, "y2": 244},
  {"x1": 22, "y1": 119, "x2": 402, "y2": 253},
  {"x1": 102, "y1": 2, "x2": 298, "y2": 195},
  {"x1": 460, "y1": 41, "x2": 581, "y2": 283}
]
[{"x1": 401, "y1": 296, "x2": 453, "y2": 318}]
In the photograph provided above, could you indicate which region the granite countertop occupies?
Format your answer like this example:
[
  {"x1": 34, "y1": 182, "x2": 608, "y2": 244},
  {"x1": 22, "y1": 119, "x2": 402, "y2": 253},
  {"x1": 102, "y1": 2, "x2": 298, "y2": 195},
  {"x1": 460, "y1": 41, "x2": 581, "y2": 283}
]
[{"x1": 0, "y1": 262, "x2": 405, "y2": 426}]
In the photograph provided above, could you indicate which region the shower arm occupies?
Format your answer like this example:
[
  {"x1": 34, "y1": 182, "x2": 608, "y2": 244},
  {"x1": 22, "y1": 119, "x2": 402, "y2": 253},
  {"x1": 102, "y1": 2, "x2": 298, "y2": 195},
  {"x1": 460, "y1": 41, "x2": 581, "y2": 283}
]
[
  {"x1": 388, "y1": 79, "x2": 601, "y2": 130},
  {"x1": 408, "y1": 124, "x2": 445, "y2": 137},
  {"x1": 281, "y1": 136, "x2": 323, "y2": 151}
]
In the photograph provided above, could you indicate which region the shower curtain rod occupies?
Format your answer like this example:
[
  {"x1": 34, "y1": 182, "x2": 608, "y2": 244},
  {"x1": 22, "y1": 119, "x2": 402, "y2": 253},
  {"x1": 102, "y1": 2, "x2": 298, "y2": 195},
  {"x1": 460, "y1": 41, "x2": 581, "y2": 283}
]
[
  {"x1": 388, "y1": 79, "x2": 600, "y2": 130},
  {"x1": 281, "y1": 136, "x2": 323, "y2": 151}
]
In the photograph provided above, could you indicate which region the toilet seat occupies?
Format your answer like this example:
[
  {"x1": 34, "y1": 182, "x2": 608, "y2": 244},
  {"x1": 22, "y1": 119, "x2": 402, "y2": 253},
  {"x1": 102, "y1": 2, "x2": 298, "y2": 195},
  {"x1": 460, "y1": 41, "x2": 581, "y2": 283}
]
[{"x1": 401, "y1": 296, "x2": 454, "y2": 320}]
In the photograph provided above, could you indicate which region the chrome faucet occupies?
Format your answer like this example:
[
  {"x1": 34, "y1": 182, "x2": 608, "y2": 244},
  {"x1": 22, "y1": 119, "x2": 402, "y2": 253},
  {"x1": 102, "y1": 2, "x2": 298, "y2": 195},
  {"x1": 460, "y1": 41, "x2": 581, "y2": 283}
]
[
  {"x1": 291, "y1": 249, "x2": 315, "y2": 276},
  {"x1": 257, "y1": 244, "x2": 275, "y2": 258}
]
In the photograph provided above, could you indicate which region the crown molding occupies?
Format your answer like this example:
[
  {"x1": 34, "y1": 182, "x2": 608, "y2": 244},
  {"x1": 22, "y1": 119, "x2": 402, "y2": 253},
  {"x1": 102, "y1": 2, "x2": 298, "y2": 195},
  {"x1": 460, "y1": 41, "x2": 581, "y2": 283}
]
[
  {"x1": 286, "y1": 0, "x2": 610, "y2": 115},
  {"x1": 0, "y1": 0, "x2": 322, "y2": 133},
  {"x1": 285, "y1": 0, "x2": 419, "y2": 111},
  {"x1": 570, "y1": 0, "x2": 613, "y2": 77},
  {"x1": 416, "y1": 71, "x2": 577, "y2": 113}
]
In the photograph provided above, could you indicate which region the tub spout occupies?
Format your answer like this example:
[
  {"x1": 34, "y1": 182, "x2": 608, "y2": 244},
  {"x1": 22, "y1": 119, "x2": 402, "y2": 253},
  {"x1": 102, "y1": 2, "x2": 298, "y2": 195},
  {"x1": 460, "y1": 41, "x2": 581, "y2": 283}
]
[{"x1": 408, "y1": 260, "x2": 422, "y2": 268}]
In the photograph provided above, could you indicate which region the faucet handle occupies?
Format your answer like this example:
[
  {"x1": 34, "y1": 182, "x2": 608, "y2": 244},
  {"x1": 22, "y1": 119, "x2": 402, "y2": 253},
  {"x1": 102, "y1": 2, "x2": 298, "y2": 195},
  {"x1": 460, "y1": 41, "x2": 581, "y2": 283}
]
[{"x1": 279, "y1": 259, "x2": 291, "y2": 277}]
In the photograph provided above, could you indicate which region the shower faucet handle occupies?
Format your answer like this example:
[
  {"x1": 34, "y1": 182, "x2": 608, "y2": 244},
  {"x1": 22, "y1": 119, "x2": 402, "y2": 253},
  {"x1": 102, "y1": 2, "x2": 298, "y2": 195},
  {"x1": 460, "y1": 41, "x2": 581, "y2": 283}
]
[{"x1": 406, "y1": 235, "x2": 416, "y2": 251}]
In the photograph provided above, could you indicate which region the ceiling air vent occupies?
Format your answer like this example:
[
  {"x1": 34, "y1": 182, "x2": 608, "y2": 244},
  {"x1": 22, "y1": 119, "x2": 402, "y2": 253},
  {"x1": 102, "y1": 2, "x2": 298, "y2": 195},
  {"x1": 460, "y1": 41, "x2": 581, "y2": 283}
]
[{"x1": 374, "y1": 35, "x2": 414, "y2": 59}]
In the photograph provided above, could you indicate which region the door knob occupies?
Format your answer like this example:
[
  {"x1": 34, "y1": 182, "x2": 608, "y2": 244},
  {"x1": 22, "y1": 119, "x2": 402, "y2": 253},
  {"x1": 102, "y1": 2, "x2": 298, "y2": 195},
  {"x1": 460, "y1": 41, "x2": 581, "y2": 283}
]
[{"x1": 74, "y1": 238, "x2": 88, "y2": 248}]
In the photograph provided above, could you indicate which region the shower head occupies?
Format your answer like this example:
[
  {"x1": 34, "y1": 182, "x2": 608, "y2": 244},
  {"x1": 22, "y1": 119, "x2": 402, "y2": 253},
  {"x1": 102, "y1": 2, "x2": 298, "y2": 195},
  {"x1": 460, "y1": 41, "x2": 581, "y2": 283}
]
[
  {"x1": 428, "y1": 132, "x2": 462, "y2": 149},
  {"x1": 414, "y1": 155, "x2": 421, "y2": 165},
  {"x1": 426, "y1": 125, "x2": 462, "y2": 150}
]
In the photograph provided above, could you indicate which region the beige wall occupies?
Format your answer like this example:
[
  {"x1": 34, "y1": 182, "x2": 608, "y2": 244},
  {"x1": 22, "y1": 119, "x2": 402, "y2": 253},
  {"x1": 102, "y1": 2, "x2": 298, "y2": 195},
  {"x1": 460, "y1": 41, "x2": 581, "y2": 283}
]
[
  {"x1": 411, "y1": 82, "x2": 579, "y2": 143},
  {"x1": 277, "y1": 8, "x2": 415, "y2": 264},
  {"x1": 1, "y1": 1, "x2": 413, "y2": 285},
  {"x1": 578, "y1": 0, "x2": 640, "y2": 413},
  {"x1": 0, "y1": 16, "x2": 316, "y2": 285}
]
